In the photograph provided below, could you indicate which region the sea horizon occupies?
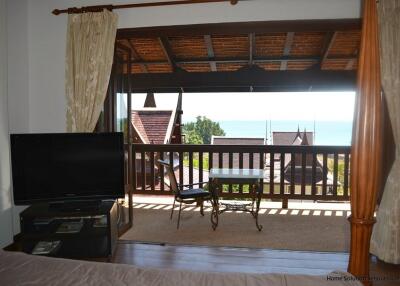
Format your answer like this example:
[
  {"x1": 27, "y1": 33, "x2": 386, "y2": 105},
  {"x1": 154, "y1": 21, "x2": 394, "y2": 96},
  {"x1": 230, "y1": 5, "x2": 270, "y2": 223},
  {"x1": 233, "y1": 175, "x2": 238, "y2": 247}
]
[{"x1": 184, "y1": 120, "x2": 353, "y2": 146}]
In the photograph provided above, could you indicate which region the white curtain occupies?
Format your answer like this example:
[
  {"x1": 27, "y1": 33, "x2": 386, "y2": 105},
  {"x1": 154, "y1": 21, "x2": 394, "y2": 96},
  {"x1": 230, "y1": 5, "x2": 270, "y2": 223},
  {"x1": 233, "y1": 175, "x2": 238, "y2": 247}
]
[
  {"x1": 370, "y1": 0, "x2": 400, "y2": 264},
  {"x1": 65, "y1": 9, "x2": 118, "y2": 132},
  {"x1": 0, "y1": 0, "x2": 14, "y2": 248}
]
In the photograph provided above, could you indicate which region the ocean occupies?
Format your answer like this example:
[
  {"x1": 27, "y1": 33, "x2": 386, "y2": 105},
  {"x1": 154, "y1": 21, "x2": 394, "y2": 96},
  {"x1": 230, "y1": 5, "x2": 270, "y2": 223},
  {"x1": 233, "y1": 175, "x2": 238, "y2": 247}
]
[{"x1": 215, "y1": 120, "x2": 353, "y2": 146}]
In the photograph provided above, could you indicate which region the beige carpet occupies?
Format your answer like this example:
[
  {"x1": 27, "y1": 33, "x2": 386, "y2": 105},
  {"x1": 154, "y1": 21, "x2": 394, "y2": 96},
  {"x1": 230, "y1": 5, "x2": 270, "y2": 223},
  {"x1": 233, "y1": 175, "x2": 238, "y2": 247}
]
[{"x1": 120, "y1": 205, "x2": 350, "y2": 252}]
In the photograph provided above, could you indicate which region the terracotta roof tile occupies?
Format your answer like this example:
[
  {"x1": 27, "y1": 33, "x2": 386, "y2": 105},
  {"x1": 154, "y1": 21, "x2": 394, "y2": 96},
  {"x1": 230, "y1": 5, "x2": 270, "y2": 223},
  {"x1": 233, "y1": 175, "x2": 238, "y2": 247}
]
[
  {"x1": 273, "y1": 132, "x2": 314, "y2": 145},
  {"x1": 211, "y1": 137, "x2": 265, "y2": 169},
  {"x1": 131, "y1": 110, "x2": 173, "y2": 144},
  {"x1": 132, "y1": 112, "x2": 149, "y2": 143}
]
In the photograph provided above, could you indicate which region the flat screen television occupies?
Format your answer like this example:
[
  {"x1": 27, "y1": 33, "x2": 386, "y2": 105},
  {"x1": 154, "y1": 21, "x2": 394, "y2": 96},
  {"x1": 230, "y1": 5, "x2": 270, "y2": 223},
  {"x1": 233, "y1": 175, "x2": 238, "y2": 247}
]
[{"x1": 10, "y1": 132, "x2": 125, "y2": 205}]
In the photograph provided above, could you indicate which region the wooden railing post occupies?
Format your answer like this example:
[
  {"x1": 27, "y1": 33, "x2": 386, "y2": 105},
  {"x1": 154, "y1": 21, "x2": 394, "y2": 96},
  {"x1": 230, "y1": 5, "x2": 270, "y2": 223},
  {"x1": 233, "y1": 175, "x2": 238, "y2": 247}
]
[
  {"x1": 282, "y1": 199, "x2": 288, "y2": 209},
  {"x1": 347, "y1": 0, "x2": 382, "y2": 284},
  {"x1": 131, "y1": 144, "x2": 351, "y2": 202},
  {"x1": 126, "y1": 63, "x2": 133, "y2": 228}
]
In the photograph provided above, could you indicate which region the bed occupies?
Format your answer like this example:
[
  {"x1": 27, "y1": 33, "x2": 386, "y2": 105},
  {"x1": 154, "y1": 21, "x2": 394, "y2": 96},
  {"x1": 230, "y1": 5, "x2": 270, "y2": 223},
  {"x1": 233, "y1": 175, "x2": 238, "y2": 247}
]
[{"x1": 0, "y1": 250, "x2": 362, "y2": 286}]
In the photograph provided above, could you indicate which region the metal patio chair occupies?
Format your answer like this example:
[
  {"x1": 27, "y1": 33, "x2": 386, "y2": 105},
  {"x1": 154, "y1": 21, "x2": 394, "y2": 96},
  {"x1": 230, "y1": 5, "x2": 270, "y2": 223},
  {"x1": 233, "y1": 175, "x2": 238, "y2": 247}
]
[{"x1": 158, "y1": 159, "x2": 212, "y2": 229}]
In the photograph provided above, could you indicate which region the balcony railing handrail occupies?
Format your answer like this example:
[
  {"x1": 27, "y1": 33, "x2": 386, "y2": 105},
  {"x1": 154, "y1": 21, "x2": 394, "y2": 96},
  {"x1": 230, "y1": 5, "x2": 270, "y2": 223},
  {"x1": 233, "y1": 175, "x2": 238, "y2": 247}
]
[
  {"x1": 130, "y1": 143, "x2": 351, "y2": 153},
  {"x1": 129, "y1": 143, "x2": 351, "y2": 207}
]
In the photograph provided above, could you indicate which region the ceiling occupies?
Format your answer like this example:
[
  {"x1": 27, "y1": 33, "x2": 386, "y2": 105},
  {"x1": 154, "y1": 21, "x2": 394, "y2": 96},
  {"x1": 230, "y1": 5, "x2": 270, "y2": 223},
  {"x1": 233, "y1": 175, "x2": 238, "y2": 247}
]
[{"x1": 113, "y1": 19, "x2": 361, "y2": 92}]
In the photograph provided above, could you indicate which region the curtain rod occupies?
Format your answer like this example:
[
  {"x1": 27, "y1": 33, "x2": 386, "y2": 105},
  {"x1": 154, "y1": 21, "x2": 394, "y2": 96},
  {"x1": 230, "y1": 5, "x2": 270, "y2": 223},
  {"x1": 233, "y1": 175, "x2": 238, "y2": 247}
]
[{"x1": 52, "y1": 0, "x2": 240, "y2": 15}]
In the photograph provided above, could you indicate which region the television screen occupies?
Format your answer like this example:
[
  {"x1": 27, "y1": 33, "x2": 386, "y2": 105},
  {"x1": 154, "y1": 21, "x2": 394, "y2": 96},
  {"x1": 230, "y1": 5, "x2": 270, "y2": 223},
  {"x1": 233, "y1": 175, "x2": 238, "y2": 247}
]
[{"x1": 10, "y1": 132, "x2": 125, "y2": 205}]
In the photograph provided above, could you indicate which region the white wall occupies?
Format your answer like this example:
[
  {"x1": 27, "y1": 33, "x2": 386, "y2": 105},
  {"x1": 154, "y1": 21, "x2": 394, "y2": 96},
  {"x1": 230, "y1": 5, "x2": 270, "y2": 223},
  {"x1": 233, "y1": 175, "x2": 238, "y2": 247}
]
[
  {"x1": 7, "y1": 0, "x2": 30, "y2": 235},
  {"x1": 24, "y1": 0, "x2": 362, "y2": 133},
  {"x1": 5, "y1": 0, "x2": 362, "y2": 237},
  {"x1": 0, "y1": 0, "x2": 14, "y2": 248},
  {"x1": 7, "y1": 0, "x2": 29, "y2": 134}
]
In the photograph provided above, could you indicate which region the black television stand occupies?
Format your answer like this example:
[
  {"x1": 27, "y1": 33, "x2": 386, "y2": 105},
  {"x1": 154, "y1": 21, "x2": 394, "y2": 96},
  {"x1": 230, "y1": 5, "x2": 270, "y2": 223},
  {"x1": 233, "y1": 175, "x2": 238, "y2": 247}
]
[
  {"x1": 20, "y1": 201, "x2": 118, "y2": 260},
  {"x1": 49, "y1": 200, "x2": 102, "y2": 212}
]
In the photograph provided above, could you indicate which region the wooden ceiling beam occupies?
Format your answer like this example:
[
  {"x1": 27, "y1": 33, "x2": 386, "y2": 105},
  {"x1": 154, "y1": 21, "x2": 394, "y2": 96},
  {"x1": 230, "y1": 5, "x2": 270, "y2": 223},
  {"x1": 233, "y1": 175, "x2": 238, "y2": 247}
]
[
  {"x1": 345, "y1": 49, "x2": 358, "y2": 70},
  {"x1": 345, "y1": 59, "x2": 356, "y2": 70},
  {"x1": 113, "y1": 52, "x2": 124, "y2": 63},
  {"x1": 118, "y1": 54, "x2": 356, "y2": 66},
  {"x1": 125, "y1": 69, "x2": 356, "y2": 93},
  {"x1": 158, "y1": 36, "x2": 178, "y2": 72},
  {"x1": 117, "y1": 19, "x2": 361, "y2": 39},
  {"x1": 125, "y1": 39, "x2": 148, "y2": 73},
  {"x1": 115, "y1": 43, "x2": 132, "y2": 68},
  {"x1": 280, "y1": 32, "x2": 295, "y2": 70},
  {"x1": 204, "y1": 35, "x2": 217, "y2": 72},
  {"x1": 122, "y1": 39, "x2": 139, "y2": 59},
  {"x1": 320, "y1": 31, "x2": 337, "y2": 68},
  {"x1": 116, "y1": 42, "x2": 132, "y2": 54}
]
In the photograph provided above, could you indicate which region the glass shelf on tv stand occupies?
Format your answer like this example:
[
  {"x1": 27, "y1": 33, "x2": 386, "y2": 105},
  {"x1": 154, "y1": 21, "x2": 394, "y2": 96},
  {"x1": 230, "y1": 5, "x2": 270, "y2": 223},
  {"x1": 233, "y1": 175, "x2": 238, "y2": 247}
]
[{"x1": 48, "y1": 200, "x2": 103, "y2": 212}]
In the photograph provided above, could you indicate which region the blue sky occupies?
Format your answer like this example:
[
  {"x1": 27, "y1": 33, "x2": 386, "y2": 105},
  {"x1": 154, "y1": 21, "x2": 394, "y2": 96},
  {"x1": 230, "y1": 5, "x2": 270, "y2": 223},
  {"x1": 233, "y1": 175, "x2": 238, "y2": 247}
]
[{"x1": 125, "y1": 92, "x2": 356, "y2": 123}]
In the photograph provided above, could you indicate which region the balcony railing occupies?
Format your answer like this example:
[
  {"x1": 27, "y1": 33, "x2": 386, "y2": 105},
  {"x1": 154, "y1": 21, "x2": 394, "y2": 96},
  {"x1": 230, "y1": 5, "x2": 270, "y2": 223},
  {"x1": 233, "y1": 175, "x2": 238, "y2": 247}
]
[{"x1": 130, "y1": 144, "x2": 350, "y2": 206}]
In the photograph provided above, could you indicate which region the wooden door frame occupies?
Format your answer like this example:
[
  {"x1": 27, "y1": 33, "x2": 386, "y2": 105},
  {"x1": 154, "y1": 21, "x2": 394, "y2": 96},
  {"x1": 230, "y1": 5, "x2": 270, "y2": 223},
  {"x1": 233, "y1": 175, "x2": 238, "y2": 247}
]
[{"x1": 105, "y1": 3, "x2": 383, "y2": 282}]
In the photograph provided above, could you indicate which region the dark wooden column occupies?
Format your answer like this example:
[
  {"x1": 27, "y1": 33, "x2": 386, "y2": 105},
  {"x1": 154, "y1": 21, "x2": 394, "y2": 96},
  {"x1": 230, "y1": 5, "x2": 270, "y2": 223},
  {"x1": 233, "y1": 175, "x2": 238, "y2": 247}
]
[
  {"x1": 348, "y1": 0, "x2": 382, "y2": 285},
  {"x1": 127, "y1": 52, "x2": 133, "y2": 229}
]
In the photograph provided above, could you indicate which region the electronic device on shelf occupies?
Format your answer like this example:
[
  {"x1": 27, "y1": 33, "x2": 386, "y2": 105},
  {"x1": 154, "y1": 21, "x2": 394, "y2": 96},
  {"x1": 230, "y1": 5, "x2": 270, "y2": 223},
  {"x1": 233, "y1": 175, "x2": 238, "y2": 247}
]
[
  {"x1": 20, "y1": 201, "x2": 118, "y2": 260},
  {"x1": 10, "y1": 132, "x2": 125, "y2": 209},
  {"x1": 33, "y1": 218, "x2": 55, "y2": 226},
  {"x1": 31, "y1": 240, "x2": 61, "y2": 255},
  {"x1": 56, "y1": 219, "x2": 84, "y2": 234},
  {"x1": 93, "y1": 216, "x2": 108, "y2": 228}
]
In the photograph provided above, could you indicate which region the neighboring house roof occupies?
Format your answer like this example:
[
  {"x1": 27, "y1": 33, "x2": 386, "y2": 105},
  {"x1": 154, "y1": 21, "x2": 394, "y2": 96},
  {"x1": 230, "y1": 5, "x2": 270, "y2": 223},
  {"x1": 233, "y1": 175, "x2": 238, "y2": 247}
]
[
  {"x1": 211, "y1": 136, "x2": 265, "y2": 145},
  {"x1": 144, "y1": 92, "x2": 156, "y2": 107},
  {"x1": 211, "y1": 137, "x2": 265, "y2": 169},
  {"x1": 131, "y1": 109, "x2": 176, "y2": 144},
  {"x1": 272, "y1": 132, "x2": 314, "y2": 145},
  {"x1": 283, "y1": 131, "x2": 324, "y2": 184},
  {"x1": 131, "y1": 112, "x2": 149, "y2": 143}
]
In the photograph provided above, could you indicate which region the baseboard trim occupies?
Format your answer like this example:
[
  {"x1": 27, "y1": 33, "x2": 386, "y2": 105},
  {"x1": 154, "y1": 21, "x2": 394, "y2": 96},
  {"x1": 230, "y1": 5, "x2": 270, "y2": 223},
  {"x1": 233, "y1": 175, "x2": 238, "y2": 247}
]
[{"x1": 2, "y1": 233, "x2": 21, "y2": 251}]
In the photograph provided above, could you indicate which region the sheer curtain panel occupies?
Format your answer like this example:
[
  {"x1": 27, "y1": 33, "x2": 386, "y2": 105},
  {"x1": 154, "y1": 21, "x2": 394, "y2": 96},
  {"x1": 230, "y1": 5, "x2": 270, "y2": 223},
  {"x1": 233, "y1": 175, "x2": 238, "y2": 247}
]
[
  {"x1": 370, "y1": 0, "x2": 400, "y2": 264},
  {"x1": 65, "y1": 9, "x2": 118, "y2": 132}
]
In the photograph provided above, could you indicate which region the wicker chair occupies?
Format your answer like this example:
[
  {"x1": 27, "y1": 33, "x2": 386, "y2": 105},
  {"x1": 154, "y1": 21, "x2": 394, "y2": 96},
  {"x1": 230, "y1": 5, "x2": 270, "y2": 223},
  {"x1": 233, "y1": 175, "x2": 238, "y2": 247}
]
[{"x1": 158, "y1": 159, "x2": 212, "y2": 229}]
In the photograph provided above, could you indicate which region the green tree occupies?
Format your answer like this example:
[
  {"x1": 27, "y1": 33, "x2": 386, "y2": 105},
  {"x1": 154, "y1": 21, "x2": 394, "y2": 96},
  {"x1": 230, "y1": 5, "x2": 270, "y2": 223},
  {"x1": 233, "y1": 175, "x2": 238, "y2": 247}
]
[
  {"x1": 117, "y1": 118, "x2": 128, "y2": 142},
  {"x1": 183, "y1": 116, "x2": 225, "y2": 144},
  {"x1": 185, "y1": 130, "x2": 204, "y2": 144}
]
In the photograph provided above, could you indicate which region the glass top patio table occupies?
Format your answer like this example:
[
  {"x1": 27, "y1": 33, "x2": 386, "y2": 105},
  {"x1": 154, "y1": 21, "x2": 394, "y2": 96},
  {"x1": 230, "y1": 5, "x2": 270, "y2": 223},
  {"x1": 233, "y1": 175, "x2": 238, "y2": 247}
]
[
  {"x1": 209, "y1": 168, "x2": 264, "y2": 180},
  {"x1": 208, "y1": 168, "x2": 263, "y2": 231}
]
